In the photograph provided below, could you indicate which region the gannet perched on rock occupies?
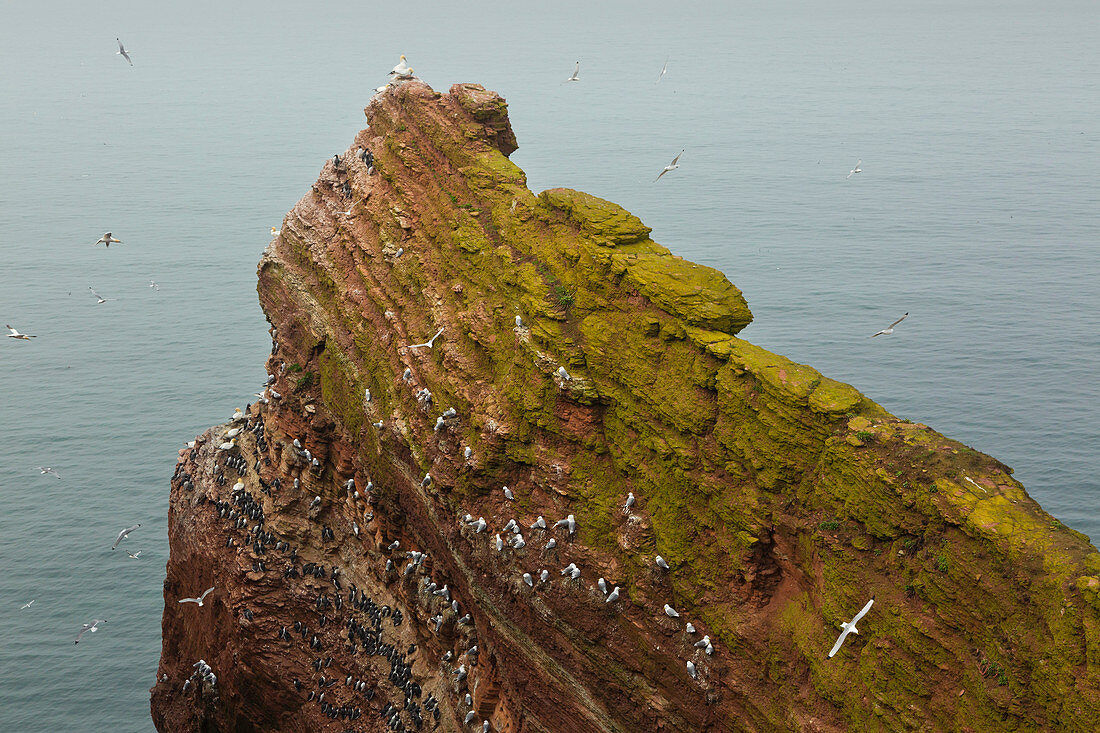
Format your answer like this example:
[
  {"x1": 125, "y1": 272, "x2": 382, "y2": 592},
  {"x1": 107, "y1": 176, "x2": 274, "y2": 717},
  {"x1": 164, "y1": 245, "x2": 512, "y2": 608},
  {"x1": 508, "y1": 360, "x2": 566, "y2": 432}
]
[{"x1": 389, "y1": 55, "x2": 413, "y2": 78}]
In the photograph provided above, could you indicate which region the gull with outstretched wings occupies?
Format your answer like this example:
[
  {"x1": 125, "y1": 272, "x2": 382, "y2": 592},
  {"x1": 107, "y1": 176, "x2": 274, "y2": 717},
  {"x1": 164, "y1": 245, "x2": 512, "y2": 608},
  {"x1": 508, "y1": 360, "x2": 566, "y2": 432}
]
[
  {"x1": 75, "y1": 619, "x2": 107, "y2": 644},
  {"x1": 408, "y1": 328, "x2": 444, "y2": 350},
  {"x1": 111, "y1": 523, "x2": 141, "y2": 550},
  {"x1": 656, "y1": 150, "x2": 684, "y2": 181},
  {"x1": 179, "y1": 586, "x2": 215, "y2": 607},
  {"x1": 871, "y1": 313, "x2": 908, "y2": 338},
  {"x1": 89, "y1": 286, "x2": 116, "y2": 304},
  {"x1": 116, "y1": 39, "x2": 132, "y2": 66},
  {"x1": 826, "y1": 597, "x2": 874, "y2": 659}
]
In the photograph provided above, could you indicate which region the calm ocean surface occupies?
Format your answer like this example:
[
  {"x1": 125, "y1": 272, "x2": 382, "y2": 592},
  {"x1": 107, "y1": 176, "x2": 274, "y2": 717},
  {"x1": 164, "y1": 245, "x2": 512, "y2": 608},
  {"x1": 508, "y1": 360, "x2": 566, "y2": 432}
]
[{"x1": 1, "y1": 1, "x2": 1097, "y2": 729}]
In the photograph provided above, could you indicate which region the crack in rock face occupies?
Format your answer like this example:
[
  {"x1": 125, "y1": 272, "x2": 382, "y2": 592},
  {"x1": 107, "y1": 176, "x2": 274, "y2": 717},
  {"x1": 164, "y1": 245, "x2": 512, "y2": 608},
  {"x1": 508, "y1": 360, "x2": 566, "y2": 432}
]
[{"x1": 152, "y1": 80, "x2": 1100, "y2": 732}]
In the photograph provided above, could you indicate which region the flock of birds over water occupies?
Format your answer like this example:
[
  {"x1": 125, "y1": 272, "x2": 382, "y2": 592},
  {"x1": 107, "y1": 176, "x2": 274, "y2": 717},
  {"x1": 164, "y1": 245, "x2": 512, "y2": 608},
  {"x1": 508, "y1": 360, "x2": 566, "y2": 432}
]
[{"x1": 5, "y1": 42, "x2": 900, "y2": 731}]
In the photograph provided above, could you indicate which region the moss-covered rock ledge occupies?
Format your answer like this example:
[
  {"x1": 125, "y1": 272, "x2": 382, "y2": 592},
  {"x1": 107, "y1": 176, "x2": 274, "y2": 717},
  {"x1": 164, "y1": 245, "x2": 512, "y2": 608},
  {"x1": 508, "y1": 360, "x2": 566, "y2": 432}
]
[{"x1": 157, "y1": 79, "x2": 1100, "y2": 733}]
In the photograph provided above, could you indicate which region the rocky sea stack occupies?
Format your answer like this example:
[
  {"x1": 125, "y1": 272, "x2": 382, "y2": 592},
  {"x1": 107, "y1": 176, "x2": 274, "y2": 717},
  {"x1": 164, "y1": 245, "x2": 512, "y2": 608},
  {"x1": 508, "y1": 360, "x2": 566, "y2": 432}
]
[{"x1": 152, "y1": 80, "x2": 1100, "y2": 732}]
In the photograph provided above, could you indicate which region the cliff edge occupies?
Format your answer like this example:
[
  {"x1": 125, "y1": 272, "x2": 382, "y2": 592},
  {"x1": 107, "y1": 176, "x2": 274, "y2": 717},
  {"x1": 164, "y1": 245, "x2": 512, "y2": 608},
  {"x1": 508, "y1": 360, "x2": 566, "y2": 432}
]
[{"x1": 152, "y1": 80, "x2": 1100, "y2": 732}]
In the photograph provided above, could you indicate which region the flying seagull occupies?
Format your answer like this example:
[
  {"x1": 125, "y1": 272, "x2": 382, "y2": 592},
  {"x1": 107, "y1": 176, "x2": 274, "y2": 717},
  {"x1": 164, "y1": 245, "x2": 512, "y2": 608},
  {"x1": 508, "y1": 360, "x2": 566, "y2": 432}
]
[
  {"x1": 179, "y1": 586, "x2": 215, "y2": 606},
  {"x1": 149, "y1": 280, "x2": 159, "y2": 291},
  {"x1": 565, "y1": 61, "x2": 580, "y2": 83},
  {"x1": 116, "y1": 39, "x2": 132, "y2": 66},
  {"x1": 656, "y1": 57, "x2": 669, "y2": 83},
  {"x1": 408, "y1": 328, "x2": 444, "y2": 349},
  {"x1": 656, "y1": 150, "x2": 684, "y2": 182},
  {"x1": 20, "y1": 600, "x2": 35, "y2": 610},
  {"x1": 126, "y1": 550, "x2": 142, "y2": 559},
  {"x1": 75, "y1": 619, "x2": 106, "y2": 644},
  {"x1": 38, "y1": 466, "x2": 61, "y2": 479},
  {"x1": 89, "y1": 287, "x2": 116, "y2": 304},
  {"x1": 846, "y1": 159, "x2": 862, "y2": 179},
  {"x1": 7, "y1": 325, "x2": 36, "y2": 340},
  {"x1": 826, "y1": 597, "x2": 874, "y2": 659},
  {"x1": 111, "y1": 523, "x2": 141, "y2": 550},
  {"x1": 871, "y1": 313, "x2": 908, "y2": 338},
  {"x1": 94, "y1": 232, "x2": 122, "y2": 247}
]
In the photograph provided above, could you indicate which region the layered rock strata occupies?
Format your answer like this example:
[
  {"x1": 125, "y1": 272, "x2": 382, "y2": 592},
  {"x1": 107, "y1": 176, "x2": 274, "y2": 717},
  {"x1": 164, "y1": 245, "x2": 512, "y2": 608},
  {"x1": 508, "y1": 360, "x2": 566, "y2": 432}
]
[{"x1": 152, "y1": 80, "x2": 1100, "y2": 732}]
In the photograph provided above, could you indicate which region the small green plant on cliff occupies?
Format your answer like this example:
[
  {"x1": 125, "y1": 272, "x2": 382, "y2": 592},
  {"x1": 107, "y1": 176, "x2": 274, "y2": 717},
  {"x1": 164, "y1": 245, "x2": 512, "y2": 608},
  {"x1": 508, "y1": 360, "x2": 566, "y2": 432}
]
[
  {"x1": 553, "y1": 284, "x2": 576, "y2": 307},
  {"x1": 856, "y1": 430, "x2": 874, "y2": 442},
  {"x1": 935, "y1": 553, "x2": 950, "y2": 573},
  {"x1": 819, "y1": 517, "x2": 841, "y2": 531},
  {"x1": 982, "y1": 660, "x2": 1009, "y2": 686},
  {"x1": 296, "y1": 372, "x2": 315, "y2": 390},
  {"x1": 287, "y1": 363, "x2": 303, "y2": 373}
]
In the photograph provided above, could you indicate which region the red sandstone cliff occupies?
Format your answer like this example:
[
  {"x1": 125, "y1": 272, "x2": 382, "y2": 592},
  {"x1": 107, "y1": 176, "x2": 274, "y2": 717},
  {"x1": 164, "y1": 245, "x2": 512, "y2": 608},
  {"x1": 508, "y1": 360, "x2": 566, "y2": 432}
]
[{"x1": 152, "y1": 80, "x2": 1100, "y2": 732}]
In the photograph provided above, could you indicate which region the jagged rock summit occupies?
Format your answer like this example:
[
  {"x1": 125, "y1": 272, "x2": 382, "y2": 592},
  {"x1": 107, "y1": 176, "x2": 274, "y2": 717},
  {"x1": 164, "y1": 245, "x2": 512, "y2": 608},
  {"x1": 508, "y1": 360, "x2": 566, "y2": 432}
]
[{"x1": 153, "y1": 80, "x2": 1100, "y2": 732}]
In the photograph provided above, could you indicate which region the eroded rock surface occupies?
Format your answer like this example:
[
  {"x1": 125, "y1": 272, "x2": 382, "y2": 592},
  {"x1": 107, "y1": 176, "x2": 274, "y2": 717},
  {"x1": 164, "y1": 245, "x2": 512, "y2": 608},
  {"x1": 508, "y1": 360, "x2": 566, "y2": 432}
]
[{"x1": 152, "y1": 80, "x2": 1100, "y2": 732}]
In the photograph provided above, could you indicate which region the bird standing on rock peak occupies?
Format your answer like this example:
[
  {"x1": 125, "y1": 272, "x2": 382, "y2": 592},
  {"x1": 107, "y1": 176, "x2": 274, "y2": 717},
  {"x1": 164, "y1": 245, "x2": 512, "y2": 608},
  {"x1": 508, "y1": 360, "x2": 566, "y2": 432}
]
[{"x1": 389, "y1": 55, "x2": 414, "y2": 79}]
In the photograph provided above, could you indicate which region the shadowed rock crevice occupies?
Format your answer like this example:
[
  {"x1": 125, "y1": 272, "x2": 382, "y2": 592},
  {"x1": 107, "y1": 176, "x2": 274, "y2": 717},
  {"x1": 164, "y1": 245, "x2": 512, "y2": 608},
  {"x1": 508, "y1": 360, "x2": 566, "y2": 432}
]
[{"x1": 153, "y1": 80, "x2": 1100, "y2": 732}]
